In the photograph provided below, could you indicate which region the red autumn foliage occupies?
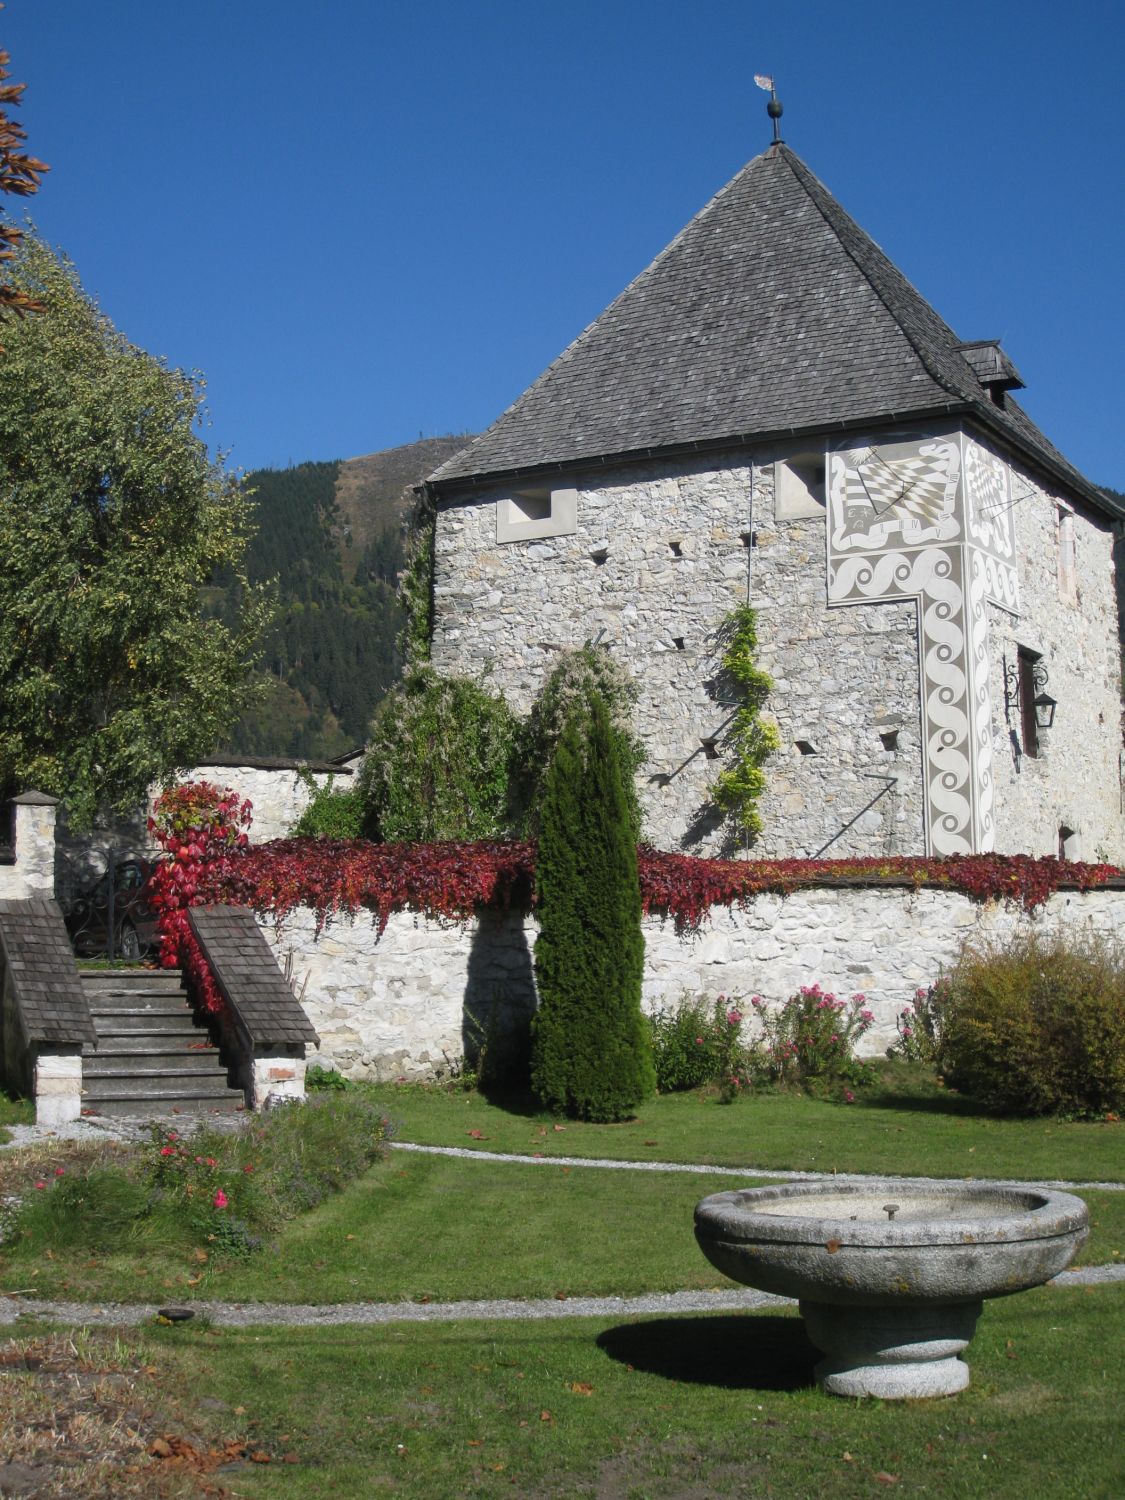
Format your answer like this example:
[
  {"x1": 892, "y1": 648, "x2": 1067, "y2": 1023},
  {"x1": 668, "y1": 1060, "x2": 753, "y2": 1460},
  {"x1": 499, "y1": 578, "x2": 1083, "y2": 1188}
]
[
  {"x1": 147, "y1": 782, "x2": 252, "y2": 1015},
  {"x1": 191, "y1": 835, "x2": 1121, "y2": 933}
]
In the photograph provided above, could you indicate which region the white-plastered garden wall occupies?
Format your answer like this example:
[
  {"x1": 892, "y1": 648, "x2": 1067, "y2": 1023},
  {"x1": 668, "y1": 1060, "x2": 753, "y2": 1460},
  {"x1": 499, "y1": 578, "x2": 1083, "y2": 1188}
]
[{"x1": 258, "y1": 884, "x2": 1125, "y2": 1081}]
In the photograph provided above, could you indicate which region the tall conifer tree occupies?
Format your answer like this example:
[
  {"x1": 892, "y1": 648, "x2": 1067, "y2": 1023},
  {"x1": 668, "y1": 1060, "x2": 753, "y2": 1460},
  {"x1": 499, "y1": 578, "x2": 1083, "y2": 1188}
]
[{"x1": 531, "y1": 689, "x2": 654, "y2": 1120}]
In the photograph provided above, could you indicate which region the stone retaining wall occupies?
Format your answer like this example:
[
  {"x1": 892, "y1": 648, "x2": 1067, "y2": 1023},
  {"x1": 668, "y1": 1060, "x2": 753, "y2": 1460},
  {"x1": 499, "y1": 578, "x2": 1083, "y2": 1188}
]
[{"x1": 258, "y1": 883, "x2": 1125, "y2": 1081}]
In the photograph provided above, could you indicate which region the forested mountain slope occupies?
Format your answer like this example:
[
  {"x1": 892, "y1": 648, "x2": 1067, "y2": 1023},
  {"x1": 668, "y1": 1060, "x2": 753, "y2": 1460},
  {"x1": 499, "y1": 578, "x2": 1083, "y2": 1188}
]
[{"x1": 213, "y1": 435, "x2": 469, "y2": 759}]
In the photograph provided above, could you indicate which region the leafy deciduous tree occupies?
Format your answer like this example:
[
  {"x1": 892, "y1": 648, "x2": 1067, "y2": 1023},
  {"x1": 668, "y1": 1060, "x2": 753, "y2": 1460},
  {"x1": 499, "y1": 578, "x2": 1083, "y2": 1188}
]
[
  {"x1": 0, "y1": 13, "x2": 48, "y2": 335},
  {"x1": 0, "y1": 235, "x2": 270, "y2": 825}
]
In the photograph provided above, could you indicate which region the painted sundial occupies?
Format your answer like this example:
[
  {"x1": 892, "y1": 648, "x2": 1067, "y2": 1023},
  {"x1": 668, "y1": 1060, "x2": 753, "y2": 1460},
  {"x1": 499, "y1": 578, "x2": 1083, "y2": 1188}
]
[{"x1": 825, "y1": 428, "x2": 1021, "y2": 857}]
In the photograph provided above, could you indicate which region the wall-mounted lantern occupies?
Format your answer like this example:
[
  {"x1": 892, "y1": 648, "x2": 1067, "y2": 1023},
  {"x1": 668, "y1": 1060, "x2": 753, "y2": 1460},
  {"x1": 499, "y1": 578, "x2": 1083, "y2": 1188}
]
[{"x1": 1004, "y1": 650, "x2": 1055, "y2": 757}]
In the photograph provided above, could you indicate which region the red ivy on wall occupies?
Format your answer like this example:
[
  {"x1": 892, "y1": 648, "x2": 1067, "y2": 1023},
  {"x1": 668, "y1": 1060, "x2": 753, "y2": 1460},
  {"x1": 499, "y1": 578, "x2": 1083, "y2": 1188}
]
[
  {"x1": 147, "y1": 782, "x2": 252, "y2": 1015},
  {"x1": 193, "y1": 835, "x2": 1122, "y2": 933}
]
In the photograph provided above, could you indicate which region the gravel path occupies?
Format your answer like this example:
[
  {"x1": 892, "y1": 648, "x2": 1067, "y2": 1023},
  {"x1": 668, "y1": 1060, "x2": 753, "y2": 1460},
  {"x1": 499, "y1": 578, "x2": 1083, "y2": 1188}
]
[
  {"x1": 3, "y1": 1119, "x2": 1120, "y2": 1332},
  {"x1": 389, "y1": 1141, "x2": 1125, "y2": 1193},
  {"x1": 3, "y1": 1265, "x2": 1122, "y2": 1330}
]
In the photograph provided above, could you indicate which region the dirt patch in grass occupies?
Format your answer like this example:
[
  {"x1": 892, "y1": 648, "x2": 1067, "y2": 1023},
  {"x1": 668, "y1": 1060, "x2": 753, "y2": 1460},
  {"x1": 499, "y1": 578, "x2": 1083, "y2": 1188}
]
[{"x1": 0, "y1": 1327, "x2": 292, "y2": 1498}]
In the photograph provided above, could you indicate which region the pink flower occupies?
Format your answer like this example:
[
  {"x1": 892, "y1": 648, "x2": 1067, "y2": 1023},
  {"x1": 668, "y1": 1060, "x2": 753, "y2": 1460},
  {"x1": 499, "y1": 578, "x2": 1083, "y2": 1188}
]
[
  {"x1": 695, "y1": 1036, "x2": 704, "y2": 1045},
  {"x1": 750, "y1": 995, "x2": 763, "y2": 1008},
  {"x1": 727, "y1": 1009, "x2": 742, "y2": 1026},
  {"x1": 53, "y1": 1167, "x2": 65, "y2": 1177},
  {"x1": 242, "y1": 1163, "x2": 255, "y2": 1174},
  {"x1": 34, "y1": 1180, "x2": 46, "y2": 1190},
  {"x1": 213, "y1": 1189, "x2": 229, "y2": 1209},
  {"x1": 844, "y1": 1089, "x2": 855, "y2": 1103},
  {"x1": 160, "y1": 1146, "x2": 176, "y2": 1157}
]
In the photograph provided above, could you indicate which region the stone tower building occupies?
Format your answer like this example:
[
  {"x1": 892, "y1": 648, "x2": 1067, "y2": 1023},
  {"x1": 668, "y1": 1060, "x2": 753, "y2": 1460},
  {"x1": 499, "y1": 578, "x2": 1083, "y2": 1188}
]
[{"x1": 423, "y1": 141, "x2": 1125, "y2": 862}]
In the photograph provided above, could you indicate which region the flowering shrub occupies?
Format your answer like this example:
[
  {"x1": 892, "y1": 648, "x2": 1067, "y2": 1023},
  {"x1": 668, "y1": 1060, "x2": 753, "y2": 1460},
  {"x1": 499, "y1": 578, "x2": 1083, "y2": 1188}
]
[
  {"x1": 648, "y1": 993, "x2": 745, "y2": 1095},
  {"x1": 148, "y1": 1129, "x2": 264, "y2": 1255},
  {"x1": 751, "y1": 985, "x2": 875, "y2": 1092},
  {"x1": 888, "y1": 981, "x2": 948, "y2": 1065},
  {"x1": 6, "y1": 1095, "x2": 392, "y2": 1262},
  {"x1": 147, "y1": 782, "x2": 253, "y2": 1015},
  {"x1": 184, "y1": 838, "x2": 1121, "y2": 937}
]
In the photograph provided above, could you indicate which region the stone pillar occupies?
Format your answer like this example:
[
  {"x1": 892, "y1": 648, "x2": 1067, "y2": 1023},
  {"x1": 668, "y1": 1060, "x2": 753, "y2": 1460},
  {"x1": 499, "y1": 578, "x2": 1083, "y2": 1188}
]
[
  {"x1": 246, "y1": 1051, "x2": 308, "y2": 1110},
  {"x1": 33, "y1": 1048, "x2": 82, "y2": 1127},
  {"x1": 12, "y1": 792, "x2": 60, "y2": 897}
]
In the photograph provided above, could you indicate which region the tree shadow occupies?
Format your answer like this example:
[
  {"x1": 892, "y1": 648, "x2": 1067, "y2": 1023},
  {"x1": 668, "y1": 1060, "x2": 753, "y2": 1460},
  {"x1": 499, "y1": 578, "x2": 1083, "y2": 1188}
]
[
  {"x1": 863, "y1": 1087, "x2": 991, "y2": 1119},
  {"x1": 463, "y1": 907, "x2": 536, "y2": 1099},
  {"x1": 596, "y1": 1314, "x2": 817, "y2": 1392}
]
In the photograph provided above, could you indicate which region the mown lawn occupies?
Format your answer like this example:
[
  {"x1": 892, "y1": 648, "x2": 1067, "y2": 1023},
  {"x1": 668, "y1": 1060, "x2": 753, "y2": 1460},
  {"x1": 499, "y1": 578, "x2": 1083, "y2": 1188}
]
[
  {"x1": 363, "y1": 1070, "x2": 1125, "y2": 1183},
  {"x1": 7, "y1": 1287, "x2": 1113, "y2": 1499},
  {"x1": 2, "y1": 1149, "x2": 1121, "y2": 1305}
]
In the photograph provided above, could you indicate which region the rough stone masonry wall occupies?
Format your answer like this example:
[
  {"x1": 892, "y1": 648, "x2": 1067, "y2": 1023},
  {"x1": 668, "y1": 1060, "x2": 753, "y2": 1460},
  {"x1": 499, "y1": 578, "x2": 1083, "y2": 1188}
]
[
  {"x1": 260, "y1": 884, "x2": 1125, "y2": 1081},
  {"x1": 431, "y1": 445, "x2": 925, "y2": 859},
  {"x1": 983, "y1": 444, "x2": 1125, "y2": 862}
]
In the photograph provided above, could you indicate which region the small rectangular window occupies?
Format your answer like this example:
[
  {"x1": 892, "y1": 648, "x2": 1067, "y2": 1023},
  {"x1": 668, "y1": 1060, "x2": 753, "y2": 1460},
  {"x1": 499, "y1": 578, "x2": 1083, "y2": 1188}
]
[
  {"x1": 775, "y1": 454, "x2": 827, "y2": 520},
  {"x1": 496, "y1": 485, "x2": 578, "y2": 543}
]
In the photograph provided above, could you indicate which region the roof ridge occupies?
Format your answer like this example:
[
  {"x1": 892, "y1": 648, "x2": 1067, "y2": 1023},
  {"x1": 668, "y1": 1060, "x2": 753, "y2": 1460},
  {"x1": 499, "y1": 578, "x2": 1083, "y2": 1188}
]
[
  {"x1": 428, "y1": 151, "x2": 777, "y2": 486},
  {"x1": 775, "y1": 145, "x2": 973, "y2": 409}
]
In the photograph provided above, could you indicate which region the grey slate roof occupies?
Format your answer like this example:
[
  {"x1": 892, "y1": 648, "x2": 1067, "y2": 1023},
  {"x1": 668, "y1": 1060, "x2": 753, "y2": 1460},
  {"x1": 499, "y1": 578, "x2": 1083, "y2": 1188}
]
[
  {"x1": 188, "y1": 906, "x2": 319, "y2": 1048},
  {"x1": 430, "y1": 144, "x2": 1118, "y2": 519},
  {"x1": 0, "y1": 899, "x2": 96, "y2": 1047}
]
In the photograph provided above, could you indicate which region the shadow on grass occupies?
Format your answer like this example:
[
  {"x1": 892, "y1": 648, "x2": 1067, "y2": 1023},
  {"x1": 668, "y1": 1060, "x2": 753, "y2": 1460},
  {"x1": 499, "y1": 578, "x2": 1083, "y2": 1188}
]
[
  {"x1": 861, "y1": 1088, "x2": 996, "y2": 1119},
  {"x1": 597, "y1": 1315, "x2": 817, "y2": 1392}
]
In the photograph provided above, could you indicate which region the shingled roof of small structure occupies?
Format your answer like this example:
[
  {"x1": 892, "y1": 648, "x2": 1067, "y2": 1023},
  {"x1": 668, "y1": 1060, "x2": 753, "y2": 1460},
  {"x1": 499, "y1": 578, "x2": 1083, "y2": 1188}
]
[{"x1": 430, "y1": 144, "x2": 1118, "y2": 519}]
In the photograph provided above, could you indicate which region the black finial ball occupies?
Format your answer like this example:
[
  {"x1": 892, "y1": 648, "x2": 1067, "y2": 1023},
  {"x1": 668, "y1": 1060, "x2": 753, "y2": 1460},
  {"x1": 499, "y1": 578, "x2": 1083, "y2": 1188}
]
[{"x1": 767, "y1": 97, "x2": 783, "y2": 120}]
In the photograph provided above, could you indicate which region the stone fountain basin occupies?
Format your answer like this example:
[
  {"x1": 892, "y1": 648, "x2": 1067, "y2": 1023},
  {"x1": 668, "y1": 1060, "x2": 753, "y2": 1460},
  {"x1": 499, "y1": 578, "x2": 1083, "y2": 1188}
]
[
  {"x1": 695, "y1": 1181, "x2": 1089, "y2": 1398},
  {"x1": 695, "y1": 1181, "x2": 1088, "y2": 1305}
]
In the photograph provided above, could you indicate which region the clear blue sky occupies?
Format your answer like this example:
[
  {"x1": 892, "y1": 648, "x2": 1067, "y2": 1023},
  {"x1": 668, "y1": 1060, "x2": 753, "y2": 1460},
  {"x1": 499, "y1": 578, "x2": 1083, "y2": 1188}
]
[{"x1": 5, "y1": 0, "x2": 1123, "y2": 486}]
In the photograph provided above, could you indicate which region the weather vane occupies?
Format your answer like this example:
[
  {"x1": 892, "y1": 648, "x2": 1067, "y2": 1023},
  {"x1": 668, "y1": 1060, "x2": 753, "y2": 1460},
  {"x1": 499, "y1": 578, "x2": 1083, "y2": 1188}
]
[{"x1": 754, "y1": 74, "x2": 783, "y2": 144}]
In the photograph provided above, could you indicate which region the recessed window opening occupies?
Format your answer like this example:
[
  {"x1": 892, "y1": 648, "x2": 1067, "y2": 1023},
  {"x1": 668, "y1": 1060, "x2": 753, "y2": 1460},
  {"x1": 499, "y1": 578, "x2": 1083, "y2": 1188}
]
[
  {"x1": 511, "y1": 488, "x2": 552, "y2": 523},
  {"x1": 590, "y1": 545, "x2": 609, "y2": 565},
  {"x1": 1018, "y1": 647, "x2": 1041, "y2": 758},
  {"x1": 795, "y1": 739, "x2": 817, "y2": 756},
  {"x1": 1058, "y1": 825, "x2": 1080, "y2": 861},
  {"x1": 775, "y1": 453, "x2": 827, "y2": 519},
  {"x1": 879, "y1": 730, "x2": 899, "y2": 753},
  {"x1": 496, "y1": 485, "x2": 578, "y2": 543},
  {"x1": 669, "y1": 540, "x2": 683, "y2": 558},
  {"x1": 741, "y1": 530, "x2": 758, "y2": 548},
  {"x1": 700, "y1": 737, "x2": 719, "y2": 759},
  {"x1": 672, "y1": 636, "x2": 685, "y2": 651}
]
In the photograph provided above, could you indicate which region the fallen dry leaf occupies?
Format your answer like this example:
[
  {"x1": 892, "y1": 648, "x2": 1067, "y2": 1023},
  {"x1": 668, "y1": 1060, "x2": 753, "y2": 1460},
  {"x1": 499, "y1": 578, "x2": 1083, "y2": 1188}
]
[
  {"x1": 540, "y1": 1411, "x2": 553, "y2": 1423},
  {"x1": 874, "y1": 1473, "x2": 899, "y2": 1485},
  {"x1": 570, "y1": 1382, "x2": 594, "y2": 1395},
  {"x1": 825, "y1": 1239, "x2": 841, "y2": 1255},
  {"x1": 467, "y1": 1129, "x2": 488, "y2": 1139}
]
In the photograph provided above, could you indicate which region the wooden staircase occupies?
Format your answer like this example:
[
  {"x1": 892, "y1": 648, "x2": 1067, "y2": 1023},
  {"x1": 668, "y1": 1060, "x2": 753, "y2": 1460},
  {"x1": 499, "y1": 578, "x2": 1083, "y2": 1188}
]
[{"x1": 79, "y1": 968, "x2": 243, "y2": 1118}]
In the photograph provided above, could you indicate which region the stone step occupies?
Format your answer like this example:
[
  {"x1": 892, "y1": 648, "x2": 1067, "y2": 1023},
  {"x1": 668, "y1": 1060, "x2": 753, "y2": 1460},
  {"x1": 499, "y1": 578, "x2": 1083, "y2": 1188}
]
[
  {"x1": 91, "y1": 1007, "x2": 197, "y2": 1028},
  {"x1": 84, "y1": 1052, "x2": 224, "y2": 1077},
  {"x1": 80, "y1": 1090, "x2": 244, "y2": 1118},
  {"x1": 79, "y1": 969, "x2": 184, "y2": 992},
  {"x1": 83, "y1": 1069, "x2": 233, "y2": 1098},
  {"x1": 87, "y1": 1000, "x2": 195, "y2": 1020},
  {"x1": 84, "y1": 1033, "x2": 214, "y2": 1056}
]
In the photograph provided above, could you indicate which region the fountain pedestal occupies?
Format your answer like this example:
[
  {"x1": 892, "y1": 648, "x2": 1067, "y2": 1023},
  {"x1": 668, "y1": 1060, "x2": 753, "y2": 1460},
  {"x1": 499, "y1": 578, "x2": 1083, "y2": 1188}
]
[
  {"x1": 799, "y1": 1297, "x2": 981, "y2": 1398},
  {"x1": 694, "y1": 1181, "x2": 1087, "y2": 1400}
]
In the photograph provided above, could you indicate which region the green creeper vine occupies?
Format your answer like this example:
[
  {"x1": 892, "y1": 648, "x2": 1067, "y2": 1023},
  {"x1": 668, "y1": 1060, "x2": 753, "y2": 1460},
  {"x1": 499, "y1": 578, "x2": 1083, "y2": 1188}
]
[
  {"x1": 710, "y1": 604, "x2": 779, "y2": 841},
  {"x1": 397, "y1": 492, "x2": 436, "y2": 666}
]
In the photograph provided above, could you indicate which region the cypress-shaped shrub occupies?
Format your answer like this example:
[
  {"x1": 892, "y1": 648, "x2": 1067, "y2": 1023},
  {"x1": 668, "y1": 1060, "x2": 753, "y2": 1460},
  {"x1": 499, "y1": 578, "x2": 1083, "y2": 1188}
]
[
  {"x1": 531, "y1": 689, "x2": 654, "y2": 1120},
  {"x1": 513, "y1": 644, "x2": 644, "y2": 839}
]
